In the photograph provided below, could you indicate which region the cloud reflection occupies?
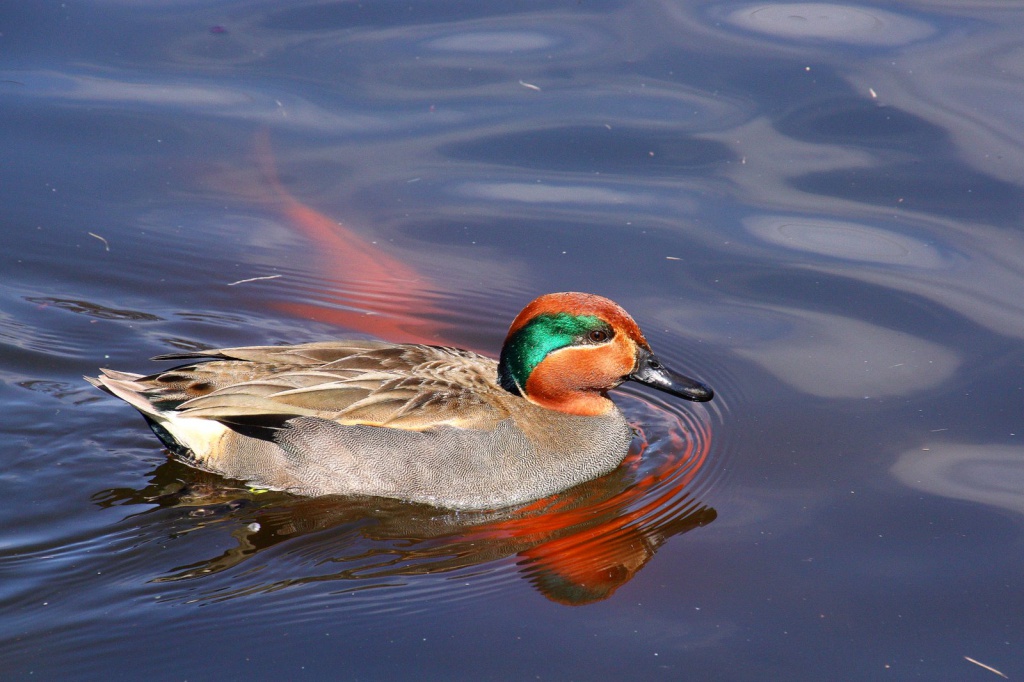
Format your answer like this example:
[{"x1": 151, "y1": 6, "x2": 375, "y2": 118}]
[
  {"x1": 723, "y1": 3, "x2": 934, "y2": 45},
  {"x1": 744, "y1": 213, "x2": 1024, "y2": 340},
  {"x1": 6, "y1": 70, "x2": 453, "y2": 134},
  {"x1": 730, "y1": 306, "x2": 960, "y2": 399},
  {"x1": 892, "y1": 443, "x2": 1024, "y2": 516},
  {"x1": 459, "y1": 181, "x2": 638, "y2": 205},
  {"x1": 426, "y1": 31, "x2": 559, "y2": 53},
  {"x1": 745, "y1": 215, "x2": 946, "y2": 267},
  {"x1": 19, "y1": 71, "x2": 250, "y2": 107}
]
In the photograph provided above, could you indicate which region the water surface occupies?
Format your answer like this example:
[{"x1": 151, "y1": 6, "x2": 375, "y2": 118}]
[{"x1": 3, "y1": 1, "x2": 1024, "y2": 679}]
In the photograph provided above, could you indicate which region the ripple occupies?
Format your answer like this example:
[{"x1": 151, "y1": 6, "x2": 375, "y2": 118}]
[
  {"x1": 25, "y1": 297, "x2": 162, "y2": 322},
  {"x1": 444, "y1": 126, "x2": 735, "y2": 174},
  {"x1": 618, "y1": 385, "x2": 728, "y2": 502},
  {"x1": 0, "y1": 296, "x2": 133, "y2": 366},
  {"x1": 16, "y1": 379, "x2": 99, "y2": 405}
]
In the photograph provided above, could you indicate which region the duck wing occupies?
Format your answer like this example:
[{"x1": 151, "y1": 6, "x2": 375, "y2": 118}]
[{"x1": 140, "y1": 342, "x2": 510, "y2": 431}]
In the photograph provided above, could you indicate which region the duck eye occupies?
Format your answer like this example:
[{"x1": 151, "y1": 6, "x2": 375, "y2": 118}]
[{"x1": 588, "y1": 329, "x2": 609, "y2": 343}]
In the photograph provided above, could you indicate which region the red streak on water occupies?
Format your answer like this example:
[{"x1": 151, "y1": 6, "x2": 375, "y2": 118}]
[{"x1": 253, "y1": 131, "x2": 451, "y2": 345}]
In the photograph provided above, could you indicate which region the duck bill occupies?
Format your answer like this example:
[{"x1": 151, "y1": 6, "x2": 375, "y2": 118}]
[{"x1": 628, "y1": 347, "x2": 714, "y2": 402}]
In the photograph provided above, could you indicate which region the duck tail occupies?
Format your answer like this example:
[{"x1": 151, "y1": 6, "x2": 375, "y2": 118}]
[{"x1": 86, "y1": 370, "x2": 164, "y2": 419}]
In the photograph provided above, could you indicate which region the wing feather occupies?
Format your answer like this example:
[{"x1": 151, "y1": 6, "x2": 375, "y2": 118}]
[{"x1": 139, "y1": 342, "x2": 509, "y2": 431}]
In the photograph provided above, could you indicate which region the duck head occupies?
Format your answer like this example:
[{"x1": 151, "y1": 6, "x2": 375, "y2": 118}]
[{"x1": 497, "y1": 292, "x2": 714, "y2": 416}]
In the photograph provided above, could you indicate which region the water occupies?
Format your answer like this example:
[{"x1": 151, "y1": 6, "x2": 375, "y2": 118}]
[{"x1": 3, "y1": 2, "x2": 1024, "y2": 679}]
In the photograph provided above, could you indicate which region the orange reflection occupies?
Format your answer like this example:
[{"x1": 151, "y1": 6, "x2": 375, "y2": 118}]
[
  {"x1": 470, "y1": 415, "x2": 714, "y2": 604},
  {"x1": 253, "y1": 131, "x2": 449, "y2": 345}
]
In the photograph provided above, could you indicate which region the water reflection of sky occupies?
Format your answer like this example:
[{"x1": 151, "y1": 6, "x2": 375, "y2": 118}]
[
  {"x1": 722, "y1": 3, "x2": 935, "y2": 45},
  {"x1": 894, "y1": 443, "x2": 1024, "y2": 516}
]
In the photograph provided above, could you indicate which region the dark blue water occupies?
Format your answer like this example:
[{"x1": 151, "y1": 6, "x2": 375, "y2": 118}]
[{"x1": 4, "y1": 2, "x2": 1024, "y2": 679}]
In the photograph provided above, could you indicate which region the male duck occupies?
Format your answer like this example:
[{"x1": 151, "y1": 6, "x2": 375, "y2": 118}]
[{"x1": 89, "y1": 292, "x2": 713, "y2": 510}]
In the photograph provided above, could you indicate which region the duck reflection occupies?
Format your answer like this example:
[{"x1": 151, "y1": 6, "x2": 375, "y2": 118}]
[{"x1": 93, "y1": 418, "x2": 714, "y2": 606}]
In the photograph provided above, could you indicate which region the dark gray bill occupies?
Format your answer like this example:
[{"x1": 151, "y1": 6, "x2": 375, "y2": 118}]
[{"x1": 628, "y1": 347, "x2": 714, "y2": 402}]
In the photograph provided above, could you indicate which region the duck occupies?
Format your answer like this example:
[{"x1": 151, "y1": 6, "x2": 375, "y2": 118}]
[{"x1": 88, "y1": 292, "x2": 713, "y2": 510}]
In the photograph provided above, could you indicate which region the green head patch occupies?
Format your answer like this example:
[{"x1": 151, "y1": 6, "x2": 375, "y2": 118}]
[{"x1": 497, "y1": 313, "x2": 612, "y2": 395}]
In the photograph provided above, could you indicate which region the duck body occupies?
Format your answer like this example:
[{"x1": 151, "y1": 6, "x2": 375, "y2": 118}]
[{"x1": 89, "y1": 293, "x2": 712, "y2": 510}]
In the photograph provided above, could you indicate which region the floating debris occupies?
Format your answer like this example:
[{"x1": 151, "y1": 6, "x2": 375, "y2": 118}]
[
  {"x1": 88, "y1": 232, "x2": 110, "y2": 251},
  {"x1": 227, "y1": 274, "x2": 282, "y2": 286},
  {"x1": 964, "y1": 656, "x2": 1008, "y2": 679}
]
